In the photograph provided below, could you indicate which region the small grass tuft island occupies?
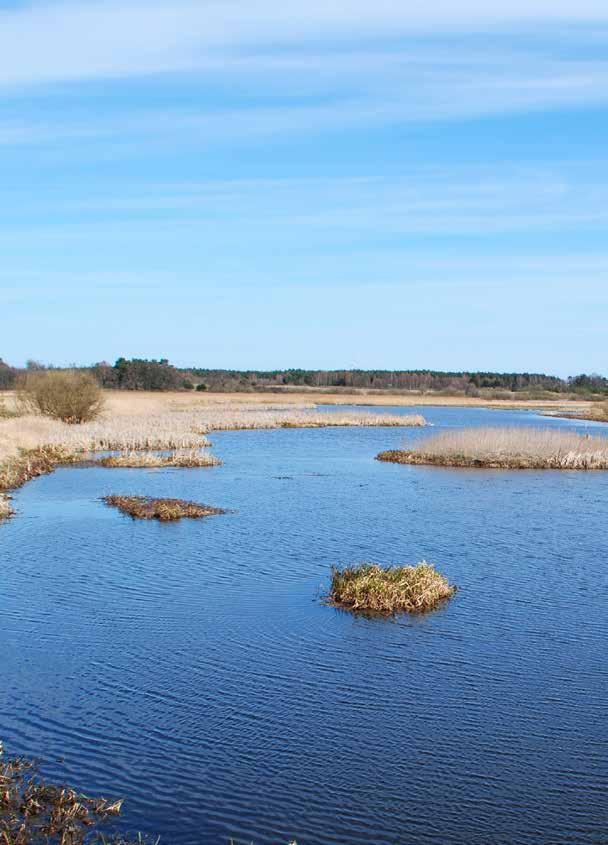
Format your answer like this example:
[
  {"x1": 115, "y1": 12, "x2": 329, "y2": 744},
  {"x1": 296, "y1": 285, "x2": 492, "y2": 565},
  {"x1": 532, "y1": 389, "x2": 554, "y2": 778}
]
[
  {"x1": 377, "y1": 427, "x2": 608, "y2": 470},
  {"x1": 98, "y1": 449, "x2": 221, "y2": 468},
  {"x1": 103, "y1": 495, "x2": 226, "y2": 521},
  {"x1": 329, "y1": 562, "x2": 456, "y2": 615}
]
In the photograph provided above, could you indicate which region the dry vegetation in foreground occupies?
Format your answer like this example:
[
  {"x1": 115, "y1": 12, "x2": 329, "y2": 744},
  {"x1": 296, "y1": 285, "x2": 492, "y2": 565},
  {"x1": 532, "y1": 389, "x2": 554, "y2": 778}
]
[
  {"x1": 103, "y1": 495, "x2": 225, "y2": 521},
  {"x1": 1, "y1": 743, "x2": 297, "y2": 845},
  {"x1": 98, "y1": 449, "x2": 222, "y2": 468},
  {"x1": 330, "y1": 562, "x2": 455, "y2": 615},
  {"x1": 0, "y1": 746, "x2": 127, "y2": 845},
  {"x1": 378, "y1": 427, "x2": 608, "y2": 469}
]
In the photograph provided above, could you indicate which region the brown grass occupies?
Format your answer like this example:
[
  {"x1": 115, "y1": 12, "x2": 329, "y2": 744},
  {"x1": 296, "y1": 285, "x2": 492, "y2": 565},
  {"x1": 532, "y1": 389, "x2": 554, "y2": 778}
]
[
  {"x1": 330, "y1": 562, "x2": 456, "y2": 614},
  {"x1": 97, "y1": 449, "x2": 221, "y2": 468},
  {"x1": 103, "y1": 495, "x2": 225, "y2": 521},
  {"x1": 0, "y1": 446, "x2": 80, "y2": 493},
  {"x1": 0, "y1": 746, "x2": 127, "y2": 845},
  {"x1": 0, "y1": 493, "x2": 13, "y2": 520},
  {"x1": 378, "y1": 427, "x2": 608, "y2": 469},
  {"x1": 0, "y1": 398, "x2": 425, "y2": 506}
]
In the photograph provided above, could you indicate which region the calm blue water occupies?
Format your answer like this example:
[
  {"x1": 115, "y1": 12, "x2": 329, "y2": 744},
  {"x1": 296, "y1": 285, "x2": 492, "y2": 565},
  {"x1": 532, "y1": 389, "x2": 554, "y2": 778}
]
[{"x1": 1, "y1": 407, "x2": 607, "y2": 845}]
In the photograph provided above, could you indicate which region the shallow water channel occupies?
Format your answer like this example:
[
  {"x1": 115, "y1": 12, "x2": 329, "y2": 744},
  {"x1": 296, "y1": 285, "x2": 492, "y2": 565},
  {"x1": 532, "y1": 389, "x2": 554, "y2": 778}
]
[{"x1": 1, "y1": 406, "x2": 607, "y2": 845}]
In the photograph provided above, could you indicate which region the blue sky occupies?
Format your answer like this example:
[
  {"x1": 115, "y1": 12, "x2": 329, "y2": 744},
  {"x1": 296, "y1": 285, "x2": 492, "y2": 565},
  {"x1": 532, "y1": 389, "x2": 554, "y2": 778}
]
[{"x1": 1, "y1": 1, "x2": 607, "y2": 374}]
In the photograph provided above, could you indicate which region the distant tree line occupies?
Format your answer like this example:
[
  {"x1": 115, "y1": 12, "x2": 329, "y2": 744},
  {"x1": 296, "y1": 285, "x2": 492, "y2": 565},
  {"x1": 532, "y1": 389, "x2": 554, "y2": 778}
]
[
  {"x1": 1, "y1": 357, "x2": 607, "y2": 395},
  {"x1": 187, "y1": 367, "x2": 608, "y2": 395}
]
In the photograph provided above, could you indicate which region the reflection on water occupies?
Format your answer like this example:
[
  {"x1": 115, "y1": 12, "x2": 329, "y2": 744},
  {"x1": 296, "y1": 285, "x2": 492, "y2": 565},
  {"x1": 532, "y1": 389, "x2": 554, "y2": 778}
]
[{"x1": 1, "y1": 407, "x2": 607, "y2": 845}]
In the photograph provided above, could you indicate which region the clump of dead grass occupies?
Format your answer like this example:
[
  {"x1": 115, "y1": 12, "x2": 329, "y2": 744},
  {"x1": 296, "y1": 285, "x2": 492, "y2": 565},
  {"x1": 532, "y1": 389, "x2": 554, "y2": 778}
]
[
  {"x1": 0, "y1": 493, "x2": 13, "y2": 520},
  {"x1": 378, "y1": 427, "x2": 608, "y2": 469},
  {"x1": 103, "y1": 495, "x2": 225, "y2": 521},
  {"x1": 97, "y1": 449, "x2": 221, "y2": 468},
  {"x1": 0, "y1": 745, "x2": 127, "y2": 845},
  {"x1": 329, "y1": 562, "x2": 456, "y2": 615},
  {"x1": 0, "y1": 446, "x2": 80, "y2": 493}
]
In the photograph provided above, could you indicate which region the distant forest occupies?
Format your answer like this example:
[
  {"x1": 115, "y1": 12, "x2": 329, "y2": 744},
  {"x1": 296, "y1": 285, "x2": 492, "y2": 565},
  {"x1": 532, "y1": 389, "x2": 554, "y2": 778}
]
[{"x1": 1, "y1": 357, "x2": 607, "y2": 397}]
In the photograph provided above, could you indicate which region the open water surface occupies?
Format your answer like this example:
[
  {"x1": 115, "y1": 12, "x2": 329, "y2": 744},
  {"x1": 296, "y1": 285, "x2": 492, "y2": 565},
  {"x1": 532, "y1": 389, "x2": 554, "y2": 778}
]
[{"x1": 1, "y1": 407, "x2": 607, "y2": 845}]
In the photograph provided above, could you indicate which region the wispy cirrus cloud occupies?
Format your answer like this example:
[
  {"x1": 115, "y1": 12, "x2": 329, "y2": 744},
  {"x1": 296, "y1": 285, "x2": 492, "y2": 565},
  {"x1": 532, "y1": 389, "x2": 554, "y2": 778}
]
[
  {"x1": 0, "y1": 1, "x2": 607, "y2": 148},
  {"x1": 3, "y1": 164, "x2": 608, "y2": 238},
  {"x1": 1, "y1": 0, "x2": 608, "y2": 89}
]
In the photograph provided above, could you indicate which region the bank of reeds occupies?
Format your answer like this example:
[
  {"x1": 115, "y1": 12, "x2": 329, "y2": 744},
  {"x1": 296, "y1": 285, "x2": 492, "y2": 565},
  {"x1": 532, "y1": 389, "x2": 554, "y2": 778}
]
[
  {"x1": 0, "y1": 406, "x2": 426, "y2": 502},
  {"x1": 330, "y1": 562, "x2": 455, "y2": 614},
  {"x1": 98, "y1": 449, "x2": 222, "y2": 468},
  {"x1": 377, "y1": 427, "x2": 608, "y2": 469},
  {"x1": 0, "y1": 493, "x2": 13, "y2": 520},
  {"x1": 0, "y1": 446, "x2": 81, "y2": 494},
  {"x1": 103, "y1": 495, "x2": 225, "y2": 521}
]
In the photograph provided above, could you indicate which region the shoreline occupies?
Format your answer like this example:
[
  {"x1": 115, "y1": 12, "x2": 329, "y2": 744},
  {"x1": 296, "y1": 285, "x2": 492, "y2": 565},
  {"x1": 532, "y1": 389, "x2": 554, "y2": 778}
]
[{"x1": 0, "y1": 399, "x2": 426, "y2": 516}]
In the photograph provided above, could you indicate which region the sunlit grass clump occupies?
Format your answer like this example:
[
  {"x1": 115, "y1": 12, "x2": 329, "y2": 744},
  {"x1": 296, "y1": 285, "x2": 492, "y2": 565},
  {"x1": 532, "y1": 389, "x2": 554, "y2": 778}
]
[
  {"x1": 330, "y1": 562, "x2": 455, "y2": 615},
  {"x1": 0, "y1": 494, "x2": 13, "y2": 520},
  {"x1": 97, "y1": 449, "x2": 221, "y2": 468},
  {"x1": 377, "y1": 427, "x2": 608, "y2": 469},
  {"x1": 103, "y1": 495, "x2": 225, "y2": 521}
]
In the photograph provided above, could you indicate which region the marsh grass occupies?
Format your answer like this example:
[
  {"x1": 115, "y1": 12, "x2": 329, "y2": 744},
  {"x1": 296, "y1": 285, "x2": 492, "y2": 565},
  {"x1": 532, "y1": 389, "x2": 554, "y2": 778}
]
[
  {"x1": 0, "y1": 405, "x2": 425, "y2": 508},
  {"x1": 0, "y1": 746, "x2": 126, "y2": 845},
  {"x1": 0, "y1": 493, "x2": 13, "y2": 520},
  {"x1": 98, "y1": 449, "x2": 221, "y2": 468},
  {"x1": 0, "y1": 446, "x2": 81, "y2": 493},
  {"x1": 377, "y1": 427, "x2": 608, "y2": 469},
  {"x1": 330, "y1": 562, "x2": 455, "y2": 615},
  {"x1": 103, "y1": 495, "x2": 225, "y2": 521}
]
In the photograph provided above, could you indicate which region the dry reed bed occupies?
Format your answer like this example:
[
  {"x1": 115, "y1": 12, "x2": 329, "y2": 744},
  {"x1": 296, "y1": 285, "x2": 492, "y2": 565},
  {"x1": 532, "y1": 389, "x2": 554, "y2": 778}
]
[
  {"x1": 0, "y1": 407, "x2": 426, "y2": 497},
  {"x1": 0, "y1": 493, "x2": 13, "y2": 520},
  {"x1": 98, "y1": 449, "x2": 222, "y2": 468},
  {"x1": 378, "y1": 427, "x2": 608, "y2": 469},
  {"x1": 103, "y1": 495, "x2": 225, "y2": 521},
  {"x1": 330, "y1": 562, "x2": 456, "y2": 614},
  {"x1": 544, "y1": 400, "x2": 608, "y2": 424}
]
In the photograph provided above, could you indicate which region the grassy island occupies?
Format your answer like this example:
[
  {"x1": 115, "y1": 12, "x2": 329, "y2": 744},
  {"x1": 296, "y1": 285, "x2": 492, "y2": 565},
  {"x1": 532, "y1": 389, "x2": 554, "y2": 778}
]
[
  {"x1": 98, "y1": 449, "x2": 221, "y2": 468},
  {"x1": 103, "y1": 495, "x2": 226, "y2": 521},
  {"x1": 377, "y1": 427, "x2": 608, "y2": 470},
  {"x1": 329, "y1": 562, "x2": 455, "y2": 615}
]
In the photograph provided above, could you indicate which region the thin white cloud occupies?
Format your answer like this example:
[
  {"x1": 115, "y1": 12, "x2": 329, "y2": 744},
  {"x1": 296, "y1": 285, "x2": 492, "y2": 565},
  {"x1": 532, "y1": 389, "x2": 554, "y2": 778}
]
[
  {"x1": 1, "y1": 0, "x2": 608, "y2": 87},
  {"x1": 3, "y1": 51, "x2": 608, "y2": 150},
  {"x1": 3, "y1": 165, "x2": 608, "y2": 238}
]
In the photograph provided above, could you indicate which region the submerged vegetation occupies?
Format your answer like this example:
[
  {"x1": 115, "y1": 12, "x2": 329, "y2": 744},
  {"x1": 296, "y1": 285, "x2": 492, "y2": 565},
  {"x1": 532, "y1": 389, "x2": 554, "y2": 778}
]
[
  {"x1": 378, "y1": 427, "x2": 608, "y2": 470},
  {"x1": 103, "y1": 495, "x2": 226, "y2": 521},
  {"x1": 330, "y1": 562, "x2": 456, "y2": 615},
  {"x1": 98, "y1": 449, "x2": 222, "y2": 468},
  {"x1": 0, "y1": 745, "x2": 126, "y2": 845}
]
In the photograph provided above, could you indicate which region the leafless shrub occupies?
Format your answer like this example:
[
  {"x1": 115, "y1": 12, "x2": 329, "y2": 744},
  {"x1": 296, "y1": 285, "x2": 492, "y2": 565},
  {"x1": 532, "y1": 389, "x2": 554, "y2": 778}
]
[{"x1": 21, "y1": 370, "x2": 104, "y2": 424}]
